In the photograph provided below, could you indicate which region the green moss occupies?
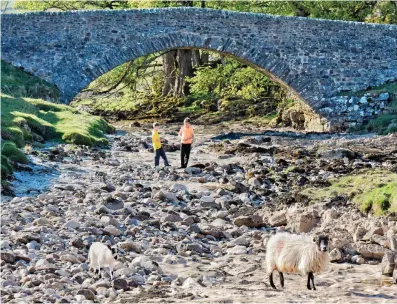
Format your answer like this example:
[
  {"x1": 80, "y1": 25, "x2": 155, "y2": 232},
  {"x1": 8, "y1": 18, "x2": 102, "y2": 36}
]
[
  {"x1": 2, "y1": 94, "x2": 113, "y2": 147},
  {"x1": 300, "y1": 170, "x2": 397, "y2": 216},
  {"x1": 1, "y1": 141, "x2": 28, "y2": 164}
]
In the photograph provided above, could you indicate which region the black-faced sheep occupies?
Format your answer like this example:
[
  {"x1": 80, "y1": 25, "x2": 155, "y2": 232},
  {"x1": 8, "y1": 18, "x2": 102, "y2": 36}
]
[
  {"x1": 265, "y1": 233, "x2": 330, "y2": 290},
  {"x1": 88, "y1": 242, "x2": 120, "y2": 280}
]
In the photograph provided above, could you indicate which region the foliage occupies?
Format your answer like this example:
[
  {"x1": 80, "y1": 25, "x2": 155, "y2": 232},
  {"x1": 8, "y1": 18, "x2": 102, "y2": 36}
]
[
  {"x1": 15, "y1": 1, "x2": 396, "y2": 24},
  {"x1": 188, "y1": 57, "x2": 281, "y2": 100},
  {"x1": 301, "y1": 170, "x2": 397, "y2": 216},
  {"x1": 14, "y1": 0, "x2": 130, "y2": 11}
]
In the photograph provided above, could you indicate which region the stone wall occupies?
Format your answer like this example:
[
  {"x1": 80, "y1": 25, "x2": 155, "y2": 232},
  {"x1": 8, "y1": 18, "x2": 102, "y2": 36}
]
[
  {"x1": 2, "y1": 8, "x2": 397, "y2": 130},
  {"x1": 321, "y1": 92, "x2": 392, "y2": 130}
]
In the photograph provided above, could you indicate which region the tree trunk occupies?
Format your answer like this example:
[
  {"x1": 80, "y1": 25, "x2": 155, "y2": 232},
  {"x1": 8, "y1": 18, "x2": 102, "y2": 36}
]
[
  {"x1": 174, "y1": 49, "x2": 193, "y2": 97},
  {"x1": 192, "y1": 50, "x2": 201, "y2": 67},
  {"x1": 201, "y1": 51, "x2": 209, "y2": 65},
  {"x1": 162, "y1": 50, "x2": 177, "y2": 96}
]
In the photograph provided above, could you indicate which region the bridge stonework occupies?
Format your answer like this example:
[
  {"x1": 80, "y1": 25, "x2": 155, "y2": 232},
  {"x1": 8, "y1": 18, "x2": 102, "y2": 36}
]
[{"x1": 2, "y1": 8, "x2": 397, "y2": 130}]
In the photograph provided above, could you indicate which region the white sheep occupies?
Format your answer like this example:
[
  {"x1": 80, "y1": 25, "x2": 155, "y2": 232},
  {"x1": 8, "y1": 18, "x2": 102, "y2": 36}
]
[
  {"x1": 88, "y1": 242, "x2": 119, "y2": 280},
  {"x1": 265, "y1": 233, "x2": 330, "y2": 290}
]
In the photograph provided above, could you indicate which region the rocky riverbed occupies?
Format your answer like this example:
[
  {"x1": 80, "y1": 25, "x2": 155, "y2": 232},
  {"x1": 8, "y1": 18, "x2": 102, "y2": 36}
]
[{"x1": 1, "y1": 123, "x2": 397, "y2": 303}]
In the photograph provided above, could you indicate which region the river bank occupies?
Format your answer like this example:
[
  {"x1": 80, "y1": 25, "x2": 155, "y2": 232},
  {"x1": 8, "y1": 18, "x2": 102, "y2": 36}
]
[{"x1": 1, "y1": 123, "x2": 396, "y2": 303}]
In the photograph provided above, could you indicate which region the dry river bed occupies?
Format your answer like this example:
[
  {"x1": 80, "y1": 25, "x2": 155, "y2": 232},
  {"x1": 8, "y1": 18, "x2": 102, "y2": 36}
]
[{"x1": 1, "y1": 123, "x2": 396, "y2": 303}]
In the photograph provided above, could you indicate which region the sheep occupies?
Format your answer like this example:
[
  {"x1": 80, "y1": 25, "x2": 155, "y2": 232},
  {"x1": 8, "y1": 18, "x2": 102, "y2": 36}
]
[
  {"x1": 265, "y1": 233, "x2": 330, "y2": 290},
  {"x1": 88, "y1": 242, "x2": 120, "y2": 280}
]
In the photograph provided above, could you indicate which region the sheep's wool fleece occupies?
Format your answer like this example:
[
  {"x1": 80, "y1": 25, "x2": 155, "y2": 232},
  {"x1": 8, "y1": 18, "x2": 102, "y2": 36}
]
[
  {"x1": 88, "y1": 242, "x2": 115, "y2": 268},
  {"x1": 266, "y1": 233, "x2": 330, "y2": 275}
]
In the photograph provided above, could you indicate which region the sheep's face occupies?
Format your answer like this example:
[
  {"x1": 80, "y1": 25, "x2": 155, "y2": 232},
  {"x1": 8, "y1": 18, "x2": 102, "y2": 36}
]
[
  {"x1": 314, "y1": 235, "x2": 329, "y2": 252},
  {"x1": 107, "y1": 245, "x2": 120, "y2": 260}
]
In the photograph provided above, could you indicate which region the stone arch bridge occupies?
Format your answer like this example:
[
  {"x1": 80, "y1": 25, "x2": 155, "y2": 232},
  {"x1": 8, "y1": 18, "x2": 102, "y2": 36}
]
[{"x1": 2, "y1": 8, "x2": 397, "y2": 130}]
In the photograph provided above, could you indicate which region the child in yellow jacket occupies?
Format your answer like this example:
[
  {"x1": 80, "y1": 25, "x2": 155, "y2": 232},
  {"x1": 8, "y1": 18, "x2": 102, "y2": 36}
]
[{"x1": 152, "y1": 122, "x2": 170, "y2": 168}]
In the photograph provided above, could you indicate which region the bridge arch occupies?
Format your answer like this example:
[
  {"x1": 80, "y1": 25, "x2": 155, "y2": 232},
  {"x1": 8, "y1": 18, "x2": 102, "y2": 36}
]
[{"x1": 2, "y1": 8, "x2": 397, "y2": 129}]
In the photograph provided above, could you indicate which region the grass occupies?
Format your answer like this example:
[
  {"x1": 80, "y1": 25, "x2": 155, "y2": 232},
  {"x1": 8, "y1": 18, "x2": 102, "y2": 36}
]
[
  {"x1": 1, "y1": 94, "x2": 114, "y2": 147},
  {"x1": 1, "y1": 61, "x2": 115, "y2": 183},
  {"x1": 1, "y1": 60, "x2": 59, "y2": 100},
  {"x1": 300, "y1": 169, "x2": 397, "y2": 216}
]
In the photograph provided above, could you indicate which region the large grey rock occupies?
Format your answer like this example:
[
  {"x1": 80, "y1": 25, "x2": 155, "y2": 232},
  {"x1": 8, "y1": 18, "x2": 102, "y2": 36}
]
[
  {"x1": 291, "y1": 211, "x2": 318, "y2": 233},
  {"x1": 63, "y1": 220, "x2": 80, "y2": 230},
  {"x1": 1, "y1": 252, "x2": 15, "y2": 264},
  {"x1": 269, "y1": 211, "x2": 287, "y2": 226},
  {"x1": 76, "y1": 289, "x2": 96, "y2": 301},
  {"x1": 381, "y1": 251, "x2": 395, "y2": 276},
  {"x1": 329, "y1": 248, "x2": 343, "y2": 262},
  {"x1": 118, "y1": 241, "x2": 141, "y2": 253},
  {"x1": 162, "y1": 213, "x2": 183, "y2": 223},
  {"x1": 112, "y1": 278, "x2": 128, "y2": 291},
  {"x1": 356, "y1": 243, "x2": 386, "y2": 260},
  {"x1": 170, "y1": 184, "x2": 188, "y2": 192},
  {"x1": 318, "y1": 148, "x2": 359, "y2": 160}
]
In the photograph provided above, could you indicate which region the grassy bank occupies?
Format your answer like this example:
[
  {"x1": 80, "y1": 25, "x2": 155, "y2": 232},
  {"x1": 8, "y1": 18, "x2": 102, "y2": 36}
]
[
  {"x1": 301, "y1": 170, "x2": 397, "y2": 216},
  {"x1": 1, "y1": 61, "x2": 114, "y2": 185}
]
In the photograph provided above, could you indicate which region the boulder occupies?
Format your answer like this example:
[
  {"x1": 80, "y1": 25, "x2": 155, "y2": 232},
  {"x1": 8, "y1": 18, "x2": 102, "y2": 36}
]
[
  {"x1": 356, "y1": 243, "x2": 386, "y2": 260},
  {"x1": 318, "y1": 148, "x2": 359, "y2": 160},
  {"x1": 182, "y1": 277, "x2": 203, "y2": 289},
  {"x1": 33, "y1": 218, "x2": 51, "y2": 226},
  {"x1": 100, "y1": 216, "x2": 118, "y2": 227},
  {"x1": 197, "y1": 224, "x2": 224, "y2": 238},
  {"x1": 329, "y1": 248, "x2": 343, "y2": 262},
  {"x1": 322, "y1": 209, "x2": 338, "y2": 224},
  {"x1": 162, "y1": 213, "x2": 183, "y2": 223},
  {"x1": 353, "y1": 227, "x2": 367, "y2": 243},
  {"x1": 269, "y1": 211, "x2": 287, "y2": 226},
  {"x1": 248, "y1": 177, "x2": 261, "y2": 187},
  {"x1": 118, "y1": 241, "x2": 141, "y2": 253},
  {"x1": 371, "y1": 235, "x2": 389, "y2": 248},
  {"x1": 170, "y1": 184, "x2": 188, "y2": 192},
  {"x1": 1, "y1": 252, "x2": 15, "y2": 264},
  {"x1": 291, "y1": 211, "x2": 318, "y2": 233},
  {"x1": 381, "y1": 251, "x2": 395, "y2": 276},
  {"x1": 103, "y1": 225, "x2": 121, "y2": 236},
  {"x1": 112, "y1": 278, "x2": 128, "y2": 291},
  {"x1": 234, "y1": 215, "x2": 265, "y2": 228},
  {"x1": 76, "y1": 289, "x2": 96, "y2": 301},
  {"x1": 63, "y1": 220, "x2": 80, "y2": 230}
]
